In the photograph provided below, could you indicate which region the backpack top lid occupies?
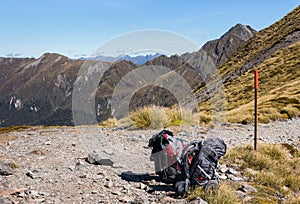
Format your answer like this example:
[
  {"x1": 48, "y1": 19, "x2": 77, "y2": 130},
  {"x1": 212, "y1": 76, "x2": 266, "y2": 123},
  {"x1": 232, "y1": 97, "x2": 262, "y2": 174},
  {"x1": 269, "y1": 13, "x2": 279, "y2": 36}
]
[
  {"x1": 202, "y1": 137, "x2": 227, "y2": 159},
  {"x1": 148, "y1": 129, "x2": 174, "y2": 148}
]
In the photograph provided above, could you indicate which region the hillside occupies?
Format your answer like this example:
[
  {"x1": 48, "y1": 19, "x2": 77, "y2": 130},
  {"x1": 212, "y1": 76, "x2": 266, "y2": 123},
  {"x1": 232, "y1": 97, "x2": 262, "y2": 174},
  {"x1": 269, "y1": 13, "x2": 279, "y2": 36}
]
[
  {"x1": 0, "y1": 23, "x2": 254, "y2": 127},
  {"x1": 196, "y1": 6, "x2": 300, "y2": 123}
]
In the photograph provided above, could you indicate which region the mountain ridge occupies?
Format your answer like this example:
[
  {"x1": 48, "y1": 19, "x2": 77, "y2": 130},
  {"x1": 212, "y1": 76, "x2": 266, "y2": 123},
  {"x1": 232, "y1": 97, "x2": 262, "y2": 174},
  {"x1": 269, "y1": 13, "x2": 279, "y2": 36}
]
[{"x1": 1, "y1": 8, "x2": 297, "y2": 127}]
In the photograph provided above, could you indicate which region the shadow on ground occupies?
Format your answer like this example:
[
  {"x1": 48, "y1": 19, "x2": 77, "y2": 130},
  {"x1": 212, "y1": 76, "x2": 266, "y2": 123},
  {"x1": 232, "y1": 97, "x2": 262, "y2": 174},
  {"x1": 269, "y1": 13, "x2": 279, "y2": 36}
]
[{"x1": 120, "y1": 171, "x2": 176, "y2": 194}]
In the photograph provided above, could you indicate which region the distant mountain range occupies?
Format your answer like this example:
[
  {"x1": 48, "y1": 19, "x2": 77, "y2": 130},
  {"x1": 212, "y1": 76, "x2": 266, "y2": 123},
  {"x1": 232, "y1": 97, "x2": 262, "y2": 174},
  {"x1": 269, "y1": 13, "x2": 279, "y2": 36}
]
[
  {"x1": 81, "y1": 53, "x2": 162, "y2": 65},
  {"x1": 0, "y1": 5, "x2": 299, "y2": 127}
]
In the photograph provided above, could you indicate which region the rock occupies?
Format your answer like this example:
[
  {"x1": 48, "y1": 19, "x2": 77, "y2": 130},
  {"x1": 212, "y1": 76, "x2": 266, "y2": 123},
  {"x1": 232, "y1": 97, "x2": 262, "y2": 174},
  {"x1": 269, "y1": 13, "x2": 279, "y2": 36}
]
[
  {"x1": 86, "y1": 152, "x2": 114, "y2": 166},
  {"x1": 26, "y1": 170, "x2": 36, "y2": 179},
  {"x1": 122, "y1": 184, "x2": 130, "y2": 190},
  {"x1": 119, "y1": 196, "x2": 133, "y2": 203},
  {"x1": 75, "y1": 160, "x2": 86, "y2": 171},
  {"x1": 0, "y1": 161, "x2": 14, "y2": 175},
  {"x1": 45, "y1": 140, "x2": 51, "y2": 145},
  {"x1": 241, "y1": 184, "x2": 257, "y2": 193},
  {"x1": 236, "y1": 190, "x2": 252, "y2": 202},
  {"x1": 219, "y1": 164, "x2": 228, "y2": 173},
  {"x1": 226, "y1": 168, "x2": 239, "y2": 175},
  {"x1": 219, "y1": 174, "x2": 228, "y2": 180},
  {"x1": 29, "y1": 190, "x2": 39, "y2": 197},
  {"x1": 227, "y1": 174, "x2": 244, "y2": 182},
  {"x1": 189, "y1": 197, "x2": 208, "y2": 204},
  {"x1": 111, "y1": 190, "x2": 121, "y2": 195},
  {"x1": 28, "y1": 150, "x2": 46, "y2": 155},
  {"x1": 140, "y1": 183, "x2": 148, "y2": 190},
  {"x1": 105, "y1": 181, "x2": 113, "y2": 188}
]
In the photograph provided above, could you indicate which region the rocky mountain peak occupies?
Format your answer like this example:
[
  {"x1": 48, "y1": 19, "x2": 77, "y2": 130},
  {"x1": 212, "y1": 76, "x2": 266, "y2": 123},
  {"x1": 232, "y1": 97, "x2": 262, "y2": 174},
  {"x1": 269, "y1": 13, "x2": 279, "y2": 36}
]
[{"x1": 181, "y1": 24, "x2": 256, "y2": 70}]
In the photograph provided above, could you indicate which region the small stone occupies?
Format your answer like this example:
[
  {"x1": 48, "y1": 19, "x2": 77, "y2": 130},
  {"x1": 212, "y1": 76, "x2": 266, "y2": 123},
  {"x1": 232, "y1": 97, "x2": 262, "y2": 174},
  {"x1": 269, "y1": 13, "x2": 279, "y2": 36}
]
[
  {"x1": 105, "y1": 181, "x2": 113, "y2": 188},
  {"x1": 283, "y1": 186, "x2": 289, "y2": 191},
  {"x1": 150, "y1": 179, "x2": 156, "y2": 185},
  {"x1": 219, "y1": 164, "x2": 228, "y2": 173},
  {"x1": 227, "y1": 174, "x2": 244, "y2": 181},
  {"x1": 28, "y1": 150, "x2": 46, "y2": 155},
  {"x1": 241, "y1": 184, "x2": 257, "y2": 193},
  {"x1": 139, "y1": 134, "x2": 146, "y2": 139},
  {"x1": 122, "y1": 184, "x2": 130, "y2": 190},
  {"x1": 226, "y1": 168, "x2": 239, "y2": 175},
  {"x1": 189, "y1": 197, "x2": 208, "y2": 204},
  {"x1": 119, "y1": 196, "x2": 133, "y2": 203},
  {"x1": 0, "y1": 161, "x2": 14, "y2": 176},
  {"x1": 30, "y1": 190, "x2": 39, "y2": 197},
  {"x1": 140, "y1": 183, "x2": 147, "y2": 190},
  {"x1": 91, "y1": 190, "x2": 97, "y2": 194},
  {"x1": 45, "y1": 141, "x2": 51, "y2": 145},
  {"x1": 111, "y1": 190, "x2": 121, "y2": 195},
  {"x1": 79, "y1": 174, "x2": 87, "y2": 178},
  {"x1": 39, "y1": 191, "x2": 50, "y2": 196},
  {"x1": 219, "y1": 174, "x2": 228, "y2": 180},
  {"x1": 18, "y1": 192, "x2": 26, "y2": 198},
  {"x1": 26, "y1": 171, "x2": 36, "y2": 179},
  {"x1": 236, "y1": 190, "x2": 248, "y2": 198}
]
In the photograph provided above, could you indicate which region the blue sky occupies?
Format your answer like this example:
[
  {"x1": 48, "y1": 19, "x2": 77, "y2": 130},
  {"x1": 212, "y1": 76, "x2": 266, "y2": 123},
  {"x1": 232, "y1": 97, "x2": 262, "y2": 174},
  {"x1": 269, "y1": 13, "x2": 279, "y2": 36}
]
[{"x1": 0, "y1": 0, "x2": 299, "y2": 58}]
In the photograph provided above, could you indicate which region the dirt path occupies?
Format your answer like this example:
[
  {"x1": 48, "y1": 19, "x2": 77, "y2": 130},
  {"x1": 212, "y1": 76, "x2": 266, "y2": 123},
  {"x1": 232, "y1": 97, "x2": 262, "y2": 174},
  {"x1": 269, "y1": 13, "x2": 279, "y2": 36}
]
[{"x1": 0, "y1": 118, "x2": 299, "y2": 203}]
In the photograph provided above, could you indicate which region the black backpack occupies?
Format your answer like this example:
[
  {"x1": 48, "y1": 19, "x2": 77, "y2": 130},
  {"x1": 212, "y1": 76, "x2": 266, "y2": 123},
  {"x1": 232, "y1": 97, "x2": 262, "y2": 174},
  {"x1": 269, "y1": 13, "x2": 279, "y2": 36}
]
[{"x1": 175, "y1": 137, "x2": 227, "y2": 195}]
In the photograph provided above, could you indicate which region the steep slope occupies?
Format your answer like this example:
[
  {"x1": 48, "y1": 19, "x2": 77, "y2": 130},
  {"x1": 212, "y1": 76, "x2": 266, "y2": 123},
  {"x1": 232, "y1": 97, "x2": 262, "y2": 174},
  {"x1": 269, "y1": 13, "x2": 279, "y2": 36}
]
[{"x1": 196, "y1": 6, "x2": 300, "y2": 123}]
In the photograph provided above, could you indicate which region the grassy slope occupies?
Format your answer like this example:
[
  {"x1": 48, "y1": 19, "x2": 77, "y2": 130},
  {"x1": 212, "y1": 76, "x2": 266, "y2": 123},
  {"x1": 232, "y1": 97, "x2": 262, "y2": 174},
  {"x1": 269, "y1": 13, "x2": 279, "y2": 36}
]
[
  {"x1": 217, "y1": 5, "x2": 300, "y2": 78},
  {"x1": 226, "y1": 41, "x2": 300, "y2": 123},
  {"x1": 198, "y1": 6, "x2": 300, "y2": 123}
]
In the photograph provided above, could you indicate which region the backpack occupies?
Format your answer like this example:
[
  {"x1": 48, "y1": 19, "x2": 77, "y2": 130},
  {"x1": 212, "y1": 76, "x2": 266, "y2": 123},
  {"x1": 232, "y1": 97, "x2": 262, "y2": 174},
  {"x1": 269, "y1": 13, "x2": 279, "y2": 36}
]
[
  {"x1": 148, "y1": 130, "x2": 186, "y2": 183},
  {"x1": 175, "y1": 137, "x2": 227, "y2": 195}
]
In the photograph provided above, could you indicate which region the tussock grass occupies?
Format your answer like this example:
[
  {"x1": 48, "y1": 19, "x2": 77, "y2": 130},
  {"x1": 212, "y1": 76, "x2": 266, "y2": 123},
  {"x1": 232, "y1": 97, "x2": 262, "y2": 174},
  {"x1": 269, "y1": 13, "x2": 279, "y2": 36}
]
[
  {"x1": 99, "y1": 118, "x2": 117, "y2": 128},
  {"x1": 188, "y1": 181, "x2": 241, "y2": 204},
  {"x1": 129, "y1": 106, "x2": 199, "y2": 129},
  {"x1": 221, "y1": 143, "x2": 300, "y2": 203},
  {"x1": 0, "y1": 126, "x2": 31, "y2": 133}
]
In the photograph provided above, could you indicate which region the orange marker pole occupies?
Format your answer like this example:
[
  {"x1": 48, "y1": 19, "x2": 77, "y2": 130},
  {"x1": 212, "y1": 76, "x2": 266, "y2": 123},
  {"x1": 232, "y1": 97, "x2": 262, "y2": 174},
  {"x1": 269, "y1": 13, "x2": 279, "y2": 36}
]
[{"x1": 254, "y1": 69, "x2": 258, "y2": 150}]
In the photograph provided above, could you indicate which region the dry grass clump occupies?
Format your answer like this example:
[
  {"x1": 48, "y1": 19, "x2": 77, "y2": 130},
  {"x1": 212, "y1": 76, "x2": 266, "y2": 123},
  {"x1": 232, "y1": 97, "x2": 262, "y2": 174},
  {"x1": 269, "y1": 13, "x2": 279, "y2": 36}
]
[
  {"x1": 188, "y1": 181, "x2": 241, "y2": 204},
  {"x1": 129, "y1": 106, "x2": 199, "y2": 129},
  {"x1": 0, "y1": 126, "x2": 31, "y2": 133},
  {"x1": 99, "y1": 118, "x2": 118, "y2": 128}
]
